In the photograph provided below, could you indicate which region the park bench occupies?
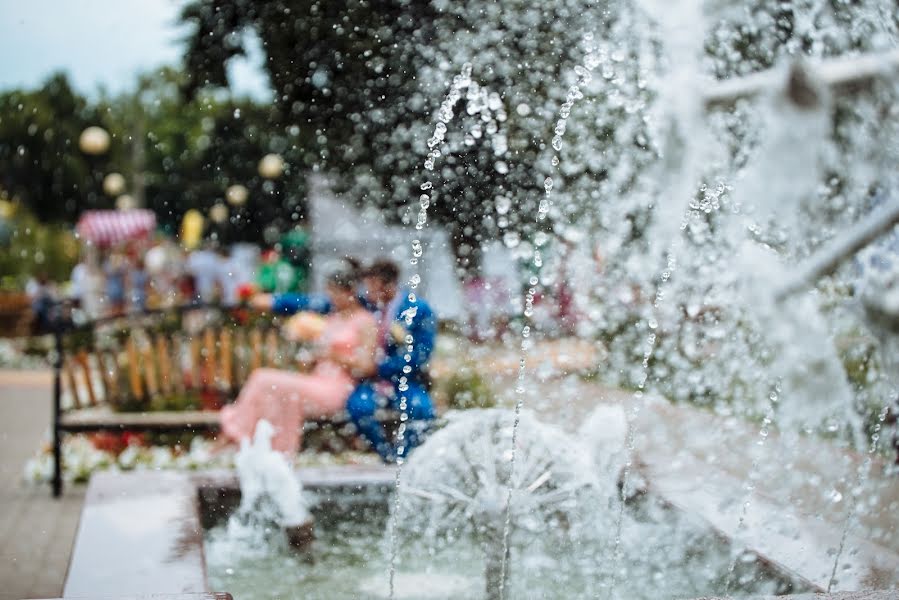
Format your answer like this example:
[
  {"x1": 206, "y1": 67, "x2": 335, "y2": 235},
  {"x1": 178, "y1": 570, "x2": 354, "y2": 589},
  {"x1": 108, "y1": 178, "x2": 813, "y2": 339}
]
[{"x1": 50, "y1": 304, "x2": 390, "y2": 496}]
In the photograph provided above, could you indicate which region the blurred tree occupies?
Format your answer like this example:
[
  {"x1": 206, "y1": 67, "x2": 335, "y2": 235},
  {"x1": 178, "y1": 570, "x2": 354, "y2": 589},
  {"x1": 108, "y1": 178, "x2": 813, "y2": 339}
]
[
  {"x1": 108, "y1": 67, "x2": 303, "y2": 244},
  {"x1": 0, "y1": 198, "x2": 78, "y2": 289},
  {"x1": 0, "y1": 68, "x2": 305, "y2": 245},
  {"x1": 179, "y1": 0, "x2": 620, "y2": 276},
  {"x1": 0, "y1": 73, "x2": 115, "y2": 222}
]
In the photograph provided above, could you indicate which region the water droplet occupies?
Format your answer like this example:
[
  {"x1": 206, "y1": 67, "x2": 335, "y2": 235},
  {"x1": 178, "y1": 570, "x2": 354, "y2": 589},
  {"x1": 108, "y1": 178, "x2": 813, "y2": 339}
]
[
  {"x1": 503, "y1": 231, "x2": 520, "y2": 248},
  {"x1": 420, "y1": 181, "x2": 433, "y2": 191}
]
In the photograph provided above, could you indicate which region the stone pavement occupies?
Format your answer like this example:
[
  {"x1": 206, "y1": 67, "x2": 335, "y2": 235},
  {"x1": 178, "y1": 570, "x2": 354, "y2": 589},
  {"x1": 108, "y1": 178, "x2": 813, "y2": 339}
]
[{"x1": 0, "y1": 370, "x2": 84, "y2": 600}]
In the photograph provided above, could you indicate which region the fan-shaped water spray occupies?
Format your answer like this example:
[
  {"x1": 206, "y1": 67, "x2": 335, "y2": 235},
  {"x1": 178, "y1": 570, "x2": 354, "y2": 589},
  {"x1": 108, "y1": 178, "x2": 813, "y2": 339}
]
[{"x1": 394, "y1": 409, "x2": 609, "y2": 600}]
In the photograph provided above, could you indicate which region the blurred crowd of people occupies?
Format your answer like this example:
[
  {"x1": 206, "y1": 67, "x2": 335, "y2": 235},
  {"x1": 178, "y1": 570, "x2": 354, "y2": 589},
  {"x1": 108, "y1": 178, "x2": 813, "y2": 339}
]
[{"x1": 26, "y1": 232, "x2": 311, "y2": 331}]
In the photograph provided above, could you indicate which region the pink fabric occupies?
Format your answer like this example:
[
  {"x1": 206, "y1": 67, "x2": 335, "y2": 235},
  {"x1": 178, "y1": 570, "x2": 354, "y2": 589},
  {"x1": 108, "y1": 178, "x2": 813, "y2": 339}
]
[{"x1": 220, "y1": 309, "x2": 375, "y2": 454}]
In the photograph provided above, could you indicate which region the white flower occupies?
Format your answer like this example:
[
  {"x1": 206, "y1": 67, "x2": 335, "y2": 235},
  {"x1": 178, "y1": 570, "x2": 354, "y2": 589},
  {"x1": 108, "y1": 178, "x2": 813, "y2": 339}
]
[{"x1": 118, "y1": 445, "x2": 140, "y2": 470}]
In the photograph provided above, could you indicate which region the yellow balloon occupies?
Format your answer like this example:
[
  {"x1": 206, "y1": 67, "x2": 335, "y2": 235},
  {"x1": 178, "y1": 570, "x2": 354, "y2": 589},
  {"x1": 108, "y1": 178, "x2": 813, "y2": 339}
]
[{"x1": 180, "y1": 209, "x2": 204, "y2": 249}]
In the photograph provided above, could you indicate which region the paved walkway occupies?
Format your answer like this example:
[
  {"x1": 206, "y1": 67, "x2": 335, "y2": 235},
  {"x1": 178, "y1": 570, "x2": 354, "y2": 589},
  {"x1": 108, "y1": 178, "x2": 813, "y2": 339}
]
[{"x1": 0, "y1": 370, "x2": 84, "y2": 600}]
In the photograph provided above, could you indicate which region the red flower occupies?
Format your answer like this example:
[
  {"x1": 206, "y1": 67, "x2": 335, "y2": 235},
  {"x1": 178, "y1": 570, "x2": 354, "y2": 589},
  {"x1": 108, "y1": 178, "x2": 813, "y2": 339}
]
[
  {"x1": 90, "y1": 432, "x2": 126, "y2": 454},
  {"x1": 90, "y1": 431, "x2": 144, "y2": 455},
  {"x1": 200, "y1": 388, "x2": 225, "y2": 411},
  {"x1": 237, "y1": 283, "x2": 257, "y2": 301},
  {"x1": 122, "y1": 431, "x2": 145, "y2": 447}
]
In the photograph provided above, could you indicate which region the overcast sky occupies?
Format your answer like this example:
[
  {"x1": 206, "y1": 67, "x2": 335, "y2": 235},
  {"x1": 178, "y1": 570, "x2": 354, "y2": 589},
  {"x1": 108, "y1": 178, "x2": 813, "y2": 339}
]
[{"x1": 0, "y1": 0, "x2": 270, "y2": 98}]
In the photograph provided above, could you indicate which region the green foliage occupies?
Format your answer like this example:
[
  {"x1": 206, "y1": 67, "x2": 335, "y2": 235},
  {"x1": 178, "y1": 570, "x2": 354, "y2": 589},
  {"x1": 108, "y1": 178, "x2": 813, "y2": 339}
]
[
  {"x1": 62, "y1": 325, "x2": 95, "y2": 353},
  {"x1": 148, "y1": 391, "x2": 203, "y2": 412},
  {"x1": 113, "y1": 389, "x2": 203, "y2": 413},
  {"x1": 0, "y1": 69, "x2": 308, "y2": 245},
  {"x1": 440, "y1": 366, "x2": 496, "y2": 410},
  {"x1": 0, "y1": 73, "x2": 113, "y2": 222},
  {"x1": 177, "y1": 0, "x2": 613, "y2": 274},
  {"x1": 106, "y1": 67, "x2": 306, "y2": 244},
  {"x1": 0, "y1": 202, "x2": 78, "y2": 290}
]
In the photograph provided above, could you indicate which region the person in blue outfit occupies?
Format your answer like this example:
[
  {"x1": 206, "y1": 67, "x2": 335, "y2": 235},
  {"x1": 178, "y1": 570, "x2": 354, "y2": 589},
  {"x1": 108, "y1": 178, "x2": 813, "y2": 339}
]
[{"x1": 251, "y1": 259, "x2": 437, "y2": 462}]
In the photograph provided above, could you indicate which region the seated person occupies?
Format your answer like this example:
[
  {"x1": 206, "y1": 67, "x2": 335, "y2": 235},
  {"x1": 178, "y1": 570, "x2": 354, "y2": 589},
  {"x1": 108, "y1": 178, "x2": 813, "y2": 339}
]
[
  {"x1": 347, "y1": 261, "x2": 437, "y2": 463},
  {"x1": 220, "y1": 269, "x2": 377, "y2": 454},
  {"x1": 251, "y1": 259, "x2": 437, "y2": 462}
]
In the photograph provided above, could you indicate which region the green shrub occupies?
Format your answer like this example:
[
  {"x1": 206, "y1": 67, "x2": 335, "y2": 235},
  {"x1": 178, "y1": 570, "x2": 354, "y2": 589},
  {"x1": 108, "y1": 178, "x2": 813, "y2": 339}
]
[
  {"x1": 441, "y1": 366, "x2": 496, "y2": 410},
  {"x1": 0, "y1": 202, "x2": 78, "y2": 291}
]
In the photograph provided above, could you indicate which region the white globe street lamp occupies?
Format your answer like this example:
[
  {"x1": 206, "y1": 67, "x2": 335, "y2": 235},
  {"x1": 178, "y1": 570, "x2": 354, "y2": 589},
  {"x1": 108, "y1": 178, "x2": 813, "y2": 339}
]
[
  {"x1": 258, "y1": 153, "x2": 285, "y2": 179},
  {"x1": 103, "y1": 173, "x2": 127, "y2": 197},
  {"x1": 209, "y1": 203, "x2": 229, "y2": 224},
  {"x1": 79, "y1": 126, "x2": 111, "y2": 155},
  {"x1": 115, "y1": 194, "x2": 136, "y2": 211},
  {"x1": 226, "y1": 184, "x2": 249, "y2": 206}
]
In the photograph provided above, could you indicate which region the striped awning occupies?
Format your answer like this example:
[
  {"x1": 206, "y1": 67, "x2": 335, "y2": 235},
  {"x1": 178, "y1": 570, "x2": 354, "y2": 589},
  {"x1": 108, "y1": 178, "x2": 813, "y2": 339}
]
[{"x1": 76, "y1": 209, "x2": 156, "y2": 246}]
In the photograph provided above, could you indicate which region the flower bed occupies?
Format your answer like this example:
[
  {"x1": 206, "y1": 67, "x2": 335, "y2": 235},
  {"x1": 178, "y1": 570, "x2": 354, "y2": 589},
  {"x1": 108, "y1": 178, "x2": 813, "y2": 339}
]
[
  {"x1": 0, "y1": 338, "x2": 50, "y2": 369},
  {"x1": 24, "y1": 432, "x2": 381, "y2": 486}
]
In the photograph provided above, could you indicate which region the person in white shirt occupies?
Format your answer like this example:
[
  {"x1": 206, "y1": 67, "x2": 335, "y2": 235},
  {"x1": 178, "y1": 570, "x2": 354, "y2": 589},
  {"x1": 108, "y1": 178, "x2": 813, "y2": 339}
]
[{"x1": 186, "y1": 243, "x2": 223, "y2": 303}]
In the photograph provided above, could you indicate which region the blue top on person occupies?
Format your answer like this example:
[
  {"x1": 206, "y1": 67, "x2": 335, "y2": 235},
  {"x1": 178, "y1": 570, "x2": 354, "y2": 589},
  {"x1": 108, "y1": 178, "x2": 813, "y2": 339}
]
[{"x1": 255, "y1": 259, "x2": 436, "y2": 462}]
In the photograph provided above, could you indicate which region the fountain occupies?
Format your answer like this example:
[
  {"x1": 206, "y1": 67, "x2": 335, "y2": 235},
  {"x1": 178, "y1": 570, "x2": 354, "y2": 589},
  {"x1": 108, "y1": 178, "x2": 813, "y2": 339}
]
[
  {"x1": 203, "y1": 407, "x2": 811, "y2": 599},
  {"x1": 60, "y1": 1, "x2": 899, "y2": 598},
  {"x1": 393, "y1": 409, "x2": 607, "y2": 600},
  {"x1": 223, "y1": 420, "x2": 314, "y2": 551},
  {"x1": 204, "y1": 6, "x2": 899, "y2": 597}
]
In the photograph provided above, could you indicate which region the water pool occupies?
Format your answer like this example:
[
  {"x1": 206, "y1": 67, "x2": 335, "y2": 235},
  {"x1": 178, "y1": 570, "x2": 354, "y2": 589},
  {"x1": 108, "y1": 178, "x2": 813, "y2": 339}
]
[{"x1": 204, "y1": 491, "x2": 810, "y2": 600}]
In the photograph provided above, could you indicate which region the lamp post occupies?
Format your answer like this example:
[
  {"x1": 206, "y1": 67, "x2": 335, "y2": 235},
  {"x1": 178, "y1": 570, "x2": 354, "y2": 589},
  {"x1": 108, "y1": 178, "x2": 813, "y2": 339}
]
[{"x1": 79, "y1": 126, "x2": 112, "y2": 211}]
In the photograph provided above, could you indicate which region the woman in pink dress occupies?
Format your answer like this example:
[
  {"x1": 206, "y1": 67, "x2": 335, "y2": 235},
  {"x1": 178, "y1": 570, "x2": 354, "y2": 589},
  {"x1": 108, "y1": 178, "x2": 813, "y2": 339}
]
[{"x1": 220, "y1": 270, "x2": 377, "y2": 454}]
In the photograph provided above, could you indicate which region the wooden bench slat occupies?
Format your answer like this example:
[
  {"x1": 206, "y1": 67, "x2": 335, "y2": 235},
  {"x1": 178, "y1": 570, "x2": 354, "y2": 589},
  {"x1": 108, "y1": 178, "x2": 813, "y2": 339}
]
[
  {"x1": 125, "y1": 337, "x2": 144, "y2": 400},
  {"x1": 220, "y1": 328, "x2": 233, "y2": 390},
  {"x1": 63, "y1": 357, "x2": 81, "y2": 410},
  {"x1": 58, "y1": 406, "x2": 400, "y2": 431},
  {"x1": 141, "y1": 342, "x2": 159, "y2": 397},
  {"x1": 59, "y1": 406, "x2": 222, "y2": 429},
  {"x1": 195, "y1": 336, "x2": 204, "y2": 388},
  {"x1": 156, "y1": 335, "x2": 173, "y2": 395},
  {"x1": 203, "y1": 328, "x2": 216, "y2": 387},
  {"x1": 250, "y1": 329, "x2": 263, "y2": 371}
]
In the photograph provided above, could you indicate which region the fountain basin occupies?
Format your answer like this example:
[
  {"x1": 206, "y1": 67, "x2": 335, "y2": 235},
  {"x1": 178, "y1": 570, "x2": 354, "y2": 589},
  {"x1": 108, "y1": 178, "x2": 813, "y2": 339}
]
[
  {"x1": 631, "y1": 400, "x2": 899, "y2": 591},
  {"x1": 62, "y1": 466, "x2": 395, "y2": 597},
  {"x1": 59, "y1": 466, "x2": 846, "y2": 599}
]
